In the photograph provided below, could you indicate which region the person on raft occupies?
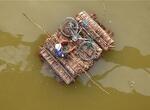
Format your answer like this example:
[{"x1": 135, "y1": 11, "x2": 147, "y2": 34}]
[{"x1": 54, "y1": 38, "x2": 76, "y2": 58}]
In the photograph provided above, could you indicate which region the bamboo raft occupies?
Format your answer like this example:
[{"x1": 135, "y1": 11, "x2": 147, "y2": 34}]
[{"x1": 39, "y1": 11, "x2": 114, "y2": 84}]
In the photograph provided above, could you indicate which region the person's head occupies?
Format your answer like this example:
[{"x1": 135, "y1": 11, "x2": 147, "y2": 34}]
[{"x1": 55, "y1": 43, "x2": 62, "y2": 51}]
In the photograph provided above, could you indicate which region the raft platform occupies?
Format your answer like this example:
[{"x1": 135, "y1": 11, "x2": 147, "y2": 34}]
[{"x1": 39, "y1": 11, "x2": 114, "y2": 84}]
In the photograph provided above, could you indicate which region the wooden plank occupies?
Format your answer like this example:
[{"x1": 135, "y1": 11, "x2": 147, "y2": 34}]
[
  {"x1": 40, "y1": 47, "x2": 74, "y2": 84},
  {"x1": 75, "y1": 11, "x2": 114, "y2": 50}
]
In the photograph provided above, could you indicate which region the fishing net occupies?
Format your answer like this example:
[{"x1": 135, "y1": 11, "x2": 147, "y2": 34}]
[
  {"x1": 60, "y1": 17, "x2": 79, "y2": 38},
  {"x1": 77, "y1": 41, "x2": 97, "y2": 61}
]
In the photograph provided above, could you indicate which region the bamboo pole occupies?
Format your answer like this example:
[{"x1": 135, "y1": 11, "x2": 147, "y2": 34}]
[
  {"x1": 22, "y1": 13, "x2": 51, "y2": 38},
  {"x1": 82, "y1": 69, "x2": 110, "y2": 95}
]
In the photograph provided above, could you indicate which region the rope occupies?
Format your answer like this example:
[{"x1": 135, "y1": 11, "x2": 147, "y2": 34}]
[
  {"x1": 22, "y1": 13, "x2": 51, "y2": 38},
  {"x1": 83, "y1": 70, "x2": 110, "y2": 95}
]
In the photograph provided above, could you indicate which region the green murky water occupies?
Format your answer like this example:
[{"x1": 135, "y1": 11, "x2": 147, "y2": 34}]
[{"x1": 0, "y1": 1, "x2": 150, "y2": 110}]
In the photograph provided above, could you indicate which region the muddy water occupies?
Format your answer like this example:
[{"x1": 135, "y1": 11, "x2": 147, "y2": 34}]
[{"x1": 0, "y1": 1, "x2": 150, "y2": 110}]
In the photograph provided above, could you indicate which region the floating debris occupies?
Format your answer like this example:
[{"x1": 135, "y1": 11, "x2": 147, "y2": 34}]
[{"x1": 129, "y1": 80, "x2": 136, "y2": 88}]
